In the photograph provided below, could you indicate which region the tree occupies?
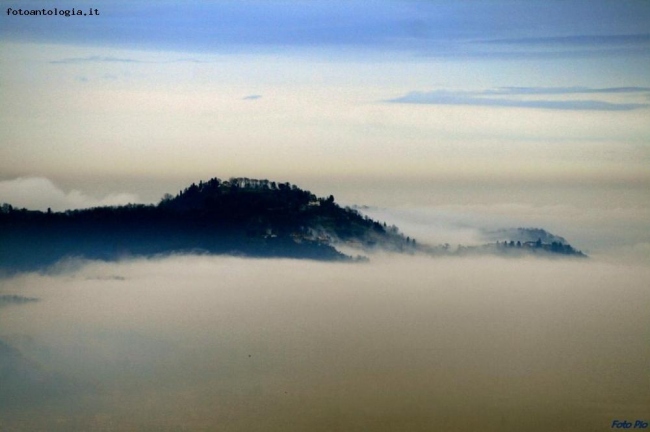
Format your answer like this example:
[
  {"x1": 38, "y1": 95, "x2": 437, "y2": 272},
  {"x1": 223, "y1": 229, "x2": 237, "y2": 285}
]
[{"x1": 160, "y1": 193, "x2": 173, "y2": 204}]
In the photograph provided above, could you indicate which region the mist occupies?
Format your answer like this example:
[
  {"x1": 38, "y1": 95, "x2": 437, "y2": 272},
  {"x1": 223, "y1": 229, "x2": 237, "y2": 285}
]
[
  {"x1": 355, "y1": 191, "x2": 650, "y2": 264},
  {"x1": 1, "y1": 254, "x2": 648, "y2": 431},
  {"x1": 0, "y1": 177, "x2": 141, "y2": 212}
]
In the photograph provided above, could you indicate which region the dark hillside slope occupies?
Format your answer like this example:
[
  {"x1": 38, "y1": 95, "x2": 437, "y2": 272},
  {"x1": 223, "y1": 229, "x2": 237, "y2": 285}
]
[{"x1": 0, "y1": 177, "x2": 413, "y2": 272}]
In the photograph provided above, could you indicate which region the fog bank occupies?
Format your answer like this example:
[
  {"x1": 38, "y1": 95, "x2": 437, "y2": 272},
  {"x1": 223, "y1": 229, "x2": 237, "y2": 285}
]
[{"x1": 1, "y1": 255, "x2": 648, "y2": 431}]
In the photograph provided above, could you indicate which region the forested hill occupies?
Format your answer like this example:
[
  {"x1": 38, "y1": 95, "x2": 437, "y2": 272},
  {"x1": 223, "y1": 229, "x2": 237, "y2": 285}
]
[
  {"x1": 0, "y1": 176, "x2": 586, "y2": 272},
  {"x1": 0, "y1": 177, "x2": 415, "y2": 271},
  {"x1": 157, "y1": 177, "x2": 415, "y2": 251}
]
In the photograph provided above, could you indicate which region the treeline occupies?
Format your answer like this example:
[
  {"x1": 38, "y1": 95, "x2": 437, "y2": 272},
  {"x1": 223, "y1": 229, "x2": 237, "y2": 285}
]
[{"x1": 495, "y1": 238, "x2": 584, "y2": 256}]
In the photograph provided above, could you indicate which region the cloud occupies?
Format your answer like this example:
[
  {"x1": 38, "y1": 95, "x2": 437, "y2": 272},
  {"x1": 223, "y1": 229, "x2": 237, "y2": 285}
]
[
  {"x1": 482, "y1": 87, "x2": 650, "y2": 95},
  {"x1": 1, "y1": 254, "x2": 648, "y2": 430},
  {"x1": 357, "y1": 201, "x2": 650, "y2": 262},
  {"x1": 483, "y1": 33, "x2": 650, "y2": 47},
  {"x1": 388, "y1": 87, "x2": 650, "y2": 111},
  {"x1": 49, "y1": 56, "x2": 207, "y2": 65},
  {"x1": 49, "y1": 56, "x2": 144, "y2": 64},
  {"x1": 0, "y1": 177, "x2": 140, "y2": 211},
  {"x1": 469, "y1": 33, "x2": 650, "y2": 59},
  {"x1": 0, "y1": 295, "x2": 39, "y2": 306},
  {"x1": 357, "y1": 205, "x2": 485, "y2": 246},
  {"x1": 243, "y1": 94, "x2": 262, "y2": 100}
]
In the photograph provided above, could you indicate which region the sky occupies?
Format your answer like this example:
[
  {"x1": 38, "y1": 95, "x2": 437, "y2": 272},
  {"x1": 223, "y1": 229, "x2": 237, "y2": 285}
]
[{"x1": 1, "y1": 0, "x2": 649, "y2": 254}]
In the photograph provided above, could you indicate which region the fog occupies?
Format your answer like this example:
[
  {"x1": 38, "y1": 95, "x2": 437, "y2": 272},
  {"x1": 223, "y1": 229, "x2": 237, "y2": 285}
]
[
  {"x1": 1, "y1": 254, "x2": 648, "y2": 431},
  {"x1": 0, "y1": 177, "x2": 141, "y2": 212},
  {"x1": 354, "y1": 189, "x2": 650, "y2": 263}
]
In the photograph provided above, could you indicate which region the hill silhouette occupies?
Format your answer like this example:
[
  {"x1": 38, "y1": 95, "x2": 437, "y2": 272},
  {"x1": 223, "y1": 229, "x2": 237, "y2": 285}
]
[
  {"x1": 0, "y1": 177, "x2": 414, "y2": 272},
  {"x1": 0, "y1": 177, "x2": 585, "y2": 273}
]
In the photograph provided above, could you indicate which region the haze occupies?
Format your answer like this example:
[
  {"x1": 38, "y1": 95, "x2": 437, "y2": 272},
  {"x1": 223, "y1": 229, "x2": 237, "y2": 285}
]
[{"x1": 1, "y1": 1, "x2": 649, "y2": 196}]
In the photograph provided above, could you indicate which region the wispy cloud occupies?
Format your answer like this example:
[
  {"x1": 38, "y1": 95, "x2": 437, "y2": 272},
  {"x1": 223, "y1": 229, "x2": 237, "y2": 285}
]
[
  {"x1": 482, "y1": 87, "x2": 650, "y2": 95},
  {"x1": 482, "y1": 33, "x2": 650, "y2": 47},
  {"x1": 49, "y1": 56, "x2": 207, "y2": 65},
  {"x1": 461, "y1": 33, "x2": 650, "y2": 60},
  {"x1": 0, "y1": 295, "x2": 39, "y2": 306},
  {"x1": 243, "y1": 95, "x2": 262, "y2": 101},
  {"x1": 388, "y1": 87, "x2": 650, "y2": 111},
  {"x1": 50, "y1": 56, "x2": 144, "y2": 64}
]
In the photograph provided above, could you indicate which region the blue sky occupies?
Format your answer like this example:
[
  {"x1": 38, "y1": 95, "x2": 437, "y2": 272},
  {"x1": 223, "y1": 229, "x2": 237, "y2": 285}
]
[{"x1": 3, "y1": 0, "x2": 650, "y2": 57}]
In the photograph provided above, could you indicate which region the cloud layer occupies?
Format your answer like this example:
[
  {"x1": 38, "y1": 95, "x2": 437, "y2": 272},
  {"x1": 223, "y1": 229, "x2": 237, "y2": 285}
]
[
  {"x1": 0, "y1": 177, "x2": 140, "y2": 211},
  {"x1": 388, "y1": 87, "x2": 650, "y2": 111},
  {"x1": 49, "y1": 56, "x2": 206, "y2": 64},
  {"x1": 1, "y1": 255, "x2": 648, "y2": 430}
]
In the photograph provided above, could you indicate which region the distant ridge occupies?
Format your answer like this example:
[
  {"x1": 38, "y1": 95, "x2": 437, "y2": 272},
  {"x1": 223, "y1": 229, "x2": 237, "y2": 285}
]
[{"x1": 483, "y1": 227, "x2": 568, "y2": 245}]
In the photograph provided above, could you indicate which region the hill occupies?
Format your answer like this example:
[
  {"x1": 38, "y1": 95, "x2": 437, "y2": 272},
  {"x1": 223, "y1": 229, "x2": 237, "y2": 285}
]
[
  {"x1": 0, "y1": 177, "x2": 415, "y2": 272},
  {"x1": 0, "y1": 177, "x2": 586, "y2": 272}
]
